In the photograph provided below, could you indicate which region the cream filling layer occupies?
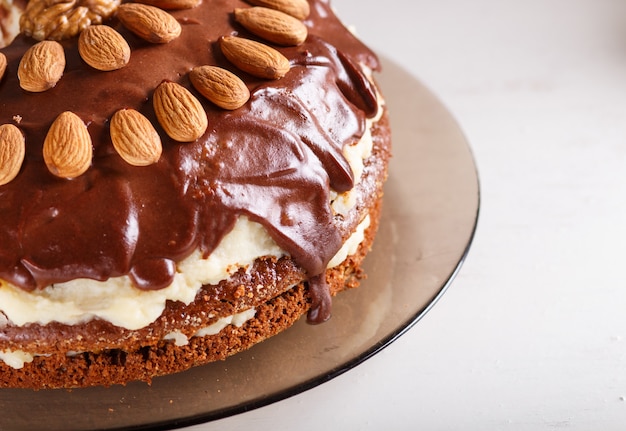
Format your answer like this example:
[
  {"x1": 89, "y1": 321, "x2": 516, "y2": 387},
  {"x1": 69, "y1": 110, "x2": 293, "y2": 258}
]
[
  {"x1": 0, "y1": 108, "x2": 379, "y2": 331},
  {"x1": 0, "y1": 349, "x2": 33, "y2": 369},
  {"x1": 164, "y1": 307, "x2": 258, "y2": 346}
]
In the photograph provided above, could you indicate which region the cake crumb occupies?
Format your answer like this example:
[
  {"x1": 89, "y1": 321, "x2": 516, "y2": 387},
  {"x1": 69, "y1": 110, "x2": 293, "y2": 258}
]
[
  {"x1": 12, "y1": 115, "x2": 22, "y2": 124},
  {"x1": 233, "y1": 285, "x2": 245, "y2": 298}
]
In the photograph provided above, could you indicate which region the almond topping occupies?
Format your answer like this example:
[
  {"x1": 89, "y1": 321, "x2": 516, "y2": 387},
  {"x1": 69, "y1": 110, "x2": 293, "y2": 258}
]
[
  {"x1": 110, "y1": 109, "x2": 162, "y2": 166},
  {"x1": 234, "y1": 7, "x2": 307, "y2": 46},
  {"x1": 245, "y1": 0, "x2": 310, "y2": 20},
  {"x1": 133, "y1": 0, "x2": 201, "y2": 10},
  {"x1": 153, "y1": 81, "x2": 208, "y2": 142},
  {"x1": 117, "y1": 3, "x2": 182, "y2": 44},
  {"x1": 190, "y1": 65, "x2": 250, "y2": 110},
  {"x1": 43, "y1": 111, "x2": 93, "y2": 178},
  {"x1": 78, "y1": 25, "x2": 131, "y2": 71},
  {"x1": 219, "y1": 35, "x2": 290, "y2": 80},
  {"x1": 0, "y1": 53, "x2": 7, "y2": 81},
  {"x1": 0, "y1": 124, "x2": 26, "y2": 186},
  {"x1": 18, "y1": 40, "x2": 66, "y2": 92}
]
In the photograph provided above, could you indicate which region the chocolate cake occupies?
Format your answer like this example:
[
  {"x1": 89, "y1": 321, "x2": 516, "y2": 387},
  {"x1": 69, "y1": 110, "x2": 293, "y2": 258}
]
[{"x1": 0, "y1": 0, "x2": 391, "y2": 388}]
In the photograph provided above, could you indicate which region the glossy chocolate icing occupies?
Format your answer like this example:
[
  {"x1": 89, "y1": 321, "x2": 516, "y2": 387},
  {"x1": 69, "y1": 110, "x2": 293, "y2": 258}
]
[{"x1": 0, "y1": 0, "x2": 379, "y2": 322}]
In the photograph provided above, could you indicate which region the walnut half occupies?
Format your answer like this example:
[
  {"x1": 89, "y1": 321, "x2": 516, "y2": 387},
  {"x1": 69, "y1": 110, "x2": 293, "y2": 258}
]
[{"x1": 19, "y1": 0, "x2": 121, "y2": 41}]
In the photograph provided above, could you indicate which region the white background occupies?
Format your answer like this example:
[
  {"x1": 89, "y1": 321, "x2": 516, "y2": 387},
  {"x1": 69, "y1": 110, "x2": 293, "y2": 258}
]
[{"x1": 191, "y1": 0, "x2": 626, "y2": 429}]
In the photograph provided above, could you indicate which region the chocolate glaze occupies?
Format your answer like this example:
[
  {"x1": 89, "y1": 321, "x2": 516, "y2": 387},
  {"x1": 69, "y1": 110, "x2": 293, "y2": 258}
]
[{"x1": 0, "y1": 0, "x2": 379, "y2": 322}]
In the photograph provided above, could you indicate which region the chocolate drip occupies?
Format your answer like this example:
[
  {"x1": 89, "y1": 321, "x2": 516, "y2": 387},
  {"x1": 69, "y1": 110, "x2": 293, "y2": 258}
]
[
  {"x1": 307, "y1": 273, "x2": 332, "y2": 324},
  {"x1": 0, "y1": 0, "x2": 380, "y2": 322}
]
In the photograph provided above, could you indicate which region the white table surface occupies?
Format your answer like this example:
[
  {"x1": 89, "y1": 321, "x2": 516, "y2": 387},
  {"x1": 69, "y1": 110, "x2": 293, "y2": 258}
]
[{"x1": 189, "y1": 0, "x2": 626, "y2": 429}]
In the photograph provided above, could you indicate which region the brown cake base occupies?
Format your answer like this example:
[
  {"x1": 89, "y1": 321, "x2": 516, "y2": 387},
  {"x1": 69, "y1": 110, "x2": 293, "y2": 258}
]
[{"x1": 0, "y1": 110, "x2": 391, "y2": 389}]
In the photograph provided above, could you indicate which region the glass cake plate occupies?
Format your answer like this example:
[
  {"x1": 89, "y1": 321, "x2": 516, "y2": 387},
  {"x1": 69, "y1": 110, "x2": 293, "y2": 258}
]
[{"x1": 0, "y1": 57, "x2": 480, "y2": 431}]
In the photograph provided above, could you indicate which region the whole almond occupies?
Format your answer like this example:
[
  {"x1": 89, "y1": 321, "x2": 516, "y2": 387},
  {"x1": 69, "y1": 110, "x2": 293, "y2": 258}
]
[
  {"x1": 117, "y1": 3, "x2": 182, "y2": 43},
  {"x1": 245, "y1": 0, "x2": 310, "y2": 20},
  {"x1": 133, "y1": 0, "x2": 200, "y2": 10},
  {"x1": 153, "y1": 81, "x2": 208, "y2": 142},
  {"x1": 78, "y1": 25, "x2": 131, "y2": 71},
  {"x1": 234, "y1": 7, "x2": 307, "y2": 46},
  {"x1": 219, "y1": 35, "x2": 290, "y2": 80},
  {"x1": 18, "y1": 40, "x2": 65, "y2": 92},
  {"x1": 0, "y1": 124, "x2": 26, "y2": 186},
  {"x1": 43, "y1": 111, "x2": 93, "y2": 178},
  {"x1": 0, "y1": 53, "x2": 7, "y2": 81},
  {"x1": 110, "y1": 109, "x2": 162, "y2": 166},
  {"x1": 190, "y1": 66, "x2": 250, "y2": 110}
]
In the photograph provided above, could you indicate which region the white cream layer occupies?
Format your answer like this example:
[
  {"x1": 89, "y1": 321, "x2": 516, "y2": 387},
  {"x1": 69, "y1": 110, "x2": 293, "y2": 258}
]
[
  {"x1": 0, "y1": 349, "x2": 33, "y2": 369},
  {"x1": 164, "y1": 307, "x2": 257, "y2": 346}
]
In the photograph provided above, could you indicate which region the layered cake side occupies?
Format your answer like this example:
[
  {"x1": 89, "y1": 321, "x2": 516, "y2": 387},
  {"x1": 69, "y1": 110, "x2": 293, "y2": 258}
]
[{"x1": 0, "y1": 0, "x2": 391, "y2": 388}]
